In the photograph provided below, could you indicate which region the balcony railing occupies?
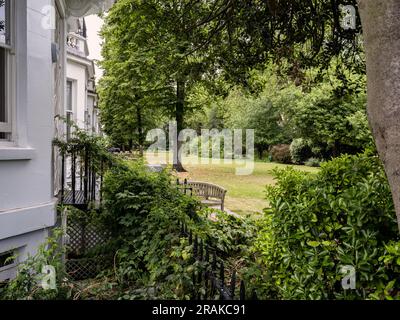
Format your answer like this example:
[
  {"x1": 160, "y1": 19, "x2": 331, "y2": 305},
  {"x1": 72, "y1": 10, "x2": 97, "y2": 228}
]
[
  {"x1": 66, "y1": 33, "x2": 86, "y2": 56},
  {"x1": 59, "y1": 147, "x2": 105, "y2": 210},
  {"x1": 54, "y1": 126, "x2": 113, "y2": 211}
]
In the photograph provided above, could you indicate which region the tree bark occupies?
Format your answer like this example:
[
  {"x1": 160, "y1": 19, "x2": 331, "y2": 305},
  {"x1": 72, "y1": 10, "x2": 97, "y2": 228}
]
[
  {"x1": 358, "y1": 0, "x2": 400, "y2": 231},
  {"x1": 174, "y1": 78, "x2": 187, "y2": 172},
  {"x1": 136, "y1": 105, "x2": 144, "y2": 157},
  {"x1": 129, "y1": 138, "x2": 133, "y2": 151}
]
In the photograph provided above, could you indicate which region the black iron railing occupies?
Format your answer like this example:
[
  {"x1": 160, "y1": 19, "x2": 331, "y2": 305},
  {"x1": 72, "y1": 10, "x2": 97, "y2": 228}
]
[
  {"x1": 58, "y1": 145, "x2": 107, "y2": 210},
  {"x1": 179, "y1": 221, "x2": 256, "y2": 300}
]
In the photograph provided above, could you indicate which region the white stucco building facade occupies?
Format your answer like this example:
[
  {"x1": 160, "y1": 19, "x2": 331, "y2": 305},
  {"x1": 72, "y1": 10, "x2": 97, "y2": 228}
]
[
  {"x1": 0, "y1": 0, "x2": 110, "y2": 281},
  {"x1": 66, "y1": 18, "x2": 100, "y2": 135}
]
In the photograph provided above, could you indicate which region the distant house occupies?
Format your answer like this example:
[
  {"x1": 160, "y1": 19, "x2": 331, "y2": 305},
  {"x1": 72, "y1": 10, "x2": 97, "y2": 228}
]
[
  {"x1": 66, "y1": 17, "x2": 100, "y2": 137},
  {"x1": 0, "y1": 0, "x2": 111, "y2": 281}
]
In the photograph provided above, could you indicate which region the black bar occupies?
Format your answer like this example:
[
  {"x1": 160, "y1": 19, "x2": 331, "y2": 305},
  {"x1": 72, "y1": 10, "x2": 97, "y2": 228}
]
[
  {"x1": 92, "y1": 170, "x2": 96, "y2": 201},
  {"x1": 84, "y1": 150, "x2": 88, "y2": 203},
  {"x1": 61, "y1": 153, "x2": 65, "y2": 202},
  {"x1": 199, "y1": 239, "x2": 203, "y2": 261},
  {"x1": 88, "y1": 155, "x2": 92, "y2": 202},
  {"x1": 212, "y1": 252, "x2": 217, "y2": 271},
  {"x1": 194, "y1": 236, "x2": 198, "y2": 258},
  {"x1": 240, "y1": 280, "x2": 246, "y2": 300},
  {"x1": 230, "y1": 270, "x2": 236, "y2": 299},
  {"x1": 100, "y1": 161, "x2": 104, "y2": 203},
  {"x1": 80, "y1": 158, "x2": 83, "y2": 191},
  {"x1": 72, "y1": 152, "x2": 76, "y2": 203},
  {"x1": 220, "y1": 262, "x2": 225, "y2": 300}
]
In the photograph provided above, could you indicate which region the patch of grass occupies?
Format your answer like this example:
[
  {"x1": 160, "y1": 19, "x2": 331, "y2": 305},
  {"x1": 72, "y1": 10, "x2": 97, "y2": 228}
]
[
  {"x1": 182, "y1": 161, "x2": 318, "y2": 216},
  {"x1": 144, "y1": 152, "x2": 319, "y2": 216}
]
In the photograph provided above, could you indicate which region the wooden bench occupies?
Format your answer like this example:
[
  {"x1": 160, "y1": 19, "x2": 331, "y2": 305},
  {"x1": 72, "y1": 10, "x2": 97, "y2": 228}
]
[{"x1": 179, "y1": 180, "x2": 227, "y2": 211}]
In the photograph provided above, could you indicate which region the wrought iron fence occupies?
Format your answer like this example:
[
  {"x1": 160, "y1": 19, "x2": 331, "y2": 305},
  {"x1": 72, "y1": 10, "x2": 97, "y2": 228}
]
[
  {"x1": 59, "y1": 148, "x2": 106, "y2": 210},
  {"x1": 179, "y1": 221, "x2": 256, "y2": 300}
]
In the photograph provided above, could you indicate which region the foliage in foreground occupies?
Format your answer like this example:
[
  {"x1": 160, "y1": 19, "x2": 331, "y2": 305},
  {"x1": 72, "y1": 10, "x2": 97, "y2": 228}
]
[
  {"x1": 3, "y1": 153, "x2": 400, "y2": 300},
  {"x1": 243, "y1": 151, "x2": 400, "y2": 300},
  {"x1": 0, "y1": 161, "x2": 254, "y2": 300},
  {"x1": 0, "y1": 230, "x2": 69, "y2": 300},
  {"x1": 98, "y1": 162, "x2": 254, "y2": 299}
]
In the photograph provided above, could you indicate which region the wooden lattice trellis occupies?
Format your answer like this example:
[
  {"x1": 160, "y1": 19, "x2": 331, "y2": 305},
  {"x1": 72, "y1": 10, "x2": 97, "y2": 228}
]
[
  {"x1": 67, "y1": 220, "x2": 109, "y2": 255},
  {"x1": 64, "y1": 216, "x2": 111, "y2": 281}
]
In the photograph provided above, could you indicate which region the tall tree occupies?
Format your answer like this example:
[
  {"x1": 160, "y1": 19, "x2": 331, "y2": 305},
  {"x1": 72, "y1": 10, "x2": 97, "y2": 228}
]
[
  {"x1": 357, "y1": 0, "x2": 400, "y2": 230},
  {"x1": 98, "y1": 3, "x2": 169, "y2": 152},
  {"x1": 101, "y1": 0, "x2": 249, "y2": 171},
  {"x1": 101, "y1": 0, "x2": 400, "y2": 229}
]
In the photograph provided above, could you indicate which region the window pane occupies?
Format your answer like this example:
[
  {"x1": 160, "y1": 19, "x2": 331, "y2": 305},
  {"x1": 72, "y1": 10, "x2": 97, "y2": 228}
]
[
  {"x1": 66, "y1": 112, "x2": 72, "y2": 141},
  {"x1": 87, "y1": 96, "x2": 94, "y2": 108},
  {"x1": 66, "y1": 81, "x2": 72, "y2": 111},
  {"x1": 0, "y1": 0, "x2": 8, "y2": 45}
]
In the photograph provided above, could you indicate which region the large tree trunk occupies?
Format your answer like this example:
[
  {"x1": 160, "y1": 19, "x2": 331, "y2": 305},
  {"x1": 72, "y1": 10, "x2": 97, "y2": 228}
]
[
  {"x1": 358, "y1": 0, "x2": 400, "y2": 231},
  {"x1": 174, "y1": 78, "x2": 187, "y2": 172}
]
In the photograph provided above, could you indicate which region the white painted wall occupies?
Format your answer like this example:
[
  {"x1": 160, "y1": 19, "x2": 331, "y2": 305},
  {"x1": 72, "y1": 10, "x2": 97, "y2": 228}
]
[
  {"x1": 0, "y1": 0, "x2": 58, "y2": 280},
  {"x1": 0, "y1": 0, "x2": 105, "y2": 281},
  {"x1": 66, "y1": 59, "x2": 87, "y2": 129},
  {"x1": 66, "y1": 28, "x2": 100, "y2": 135}
]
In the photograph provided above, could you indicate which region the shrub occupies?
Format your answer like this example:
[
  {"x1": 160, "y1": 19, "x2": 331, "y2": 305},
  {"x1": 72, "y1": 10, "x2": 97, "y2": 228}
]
[
  {"x1": 369, "y1": 241, "x2": 400, "y2": 300},
  {"x1": 243, "y1": 151, "x2": 399, "y2": 300},
  {"x1": 195, "y1": 208, "x2": 255, "y2": 254},
  {"x1": 289, "y1": 78, "x2": 370, "y2": 160},
  {"x1": 99, "y1": 162, "x2": 254, "y2": 299},
  {"x1": 98, "y1": 162, "x2": 197, "y2": 298},
  {"x1": 0, "y1": 230, "x2": 70, "y2": 300},
  {"x1": 270, "y1": 144, "x2": 292, "y2": 164},
  {"x1": 290, "y1": 139, "x2": 313, "y2": 164},
  {"x1": 304, "y1": 157, "x2": 321, "y2": 167}
]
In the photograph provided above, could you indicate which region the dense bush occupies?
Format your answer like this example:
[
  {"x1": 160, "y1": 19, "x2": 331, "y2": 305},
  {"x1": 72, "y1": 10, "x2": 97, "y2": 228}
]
[
  {"x1": 220, "y1": 63, "x2": 371, "y2": 161},
  {"x1": 290, "y1": 138, "x2": 313, "y2": 164},
  {"x1": 99, "y1": 161, "x2": 253, "y2": 299},
  {"x1": 98, "y1": 162, "x2": 197, "y2": 298},
  {"x1": 1, "y1": 160, "x2": 253, "y2": 300},
  {"x1": 195, "y1": 208, "x2": 255, "y2": 254},
  {"x1": 223, "y1": 68, "x2": 299, "y2": 158},
  {"x1": 0, "y1": 230, "x2": 69, "y2": 300},
  {"x1": 369, "y1": 241, "x2": 400, "y2": 300},
  {"x1": 270, "y1": 144, "x2": 292, "y2": 164},
  {"x1": 244, "y1": 151, "x2": 400, "y2": 299}
]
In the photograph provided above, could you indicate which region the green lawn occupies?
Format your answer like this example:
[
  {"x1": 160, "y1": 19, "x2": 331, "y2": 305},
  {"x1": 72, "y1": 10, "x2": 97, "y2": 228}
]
[{"x1": 145, "y1": 152, "x2": 319, "y2": 216}]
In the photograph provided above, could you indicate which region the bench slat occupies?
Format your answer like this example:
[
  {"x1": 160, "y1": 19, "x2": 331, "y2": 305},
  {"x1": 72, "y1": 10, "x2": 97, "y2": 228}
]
[{"x1": 178, "y1": 180, "x2": 227, "y2": 211}]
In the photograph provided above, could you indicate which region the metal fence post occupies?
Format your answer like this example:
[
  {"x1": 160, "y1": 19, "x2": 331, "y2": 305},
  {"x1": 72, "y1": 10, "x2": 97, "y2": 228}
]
[
  {"x1": 240, "y1": 280, "x2": 246, "y2": 300},
  {"x1": 230, "y1": 270, "x2": 236, "y2": 300},
  {"x1": 220, "y1": 261, "x2": 225, "y2": 300}
]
